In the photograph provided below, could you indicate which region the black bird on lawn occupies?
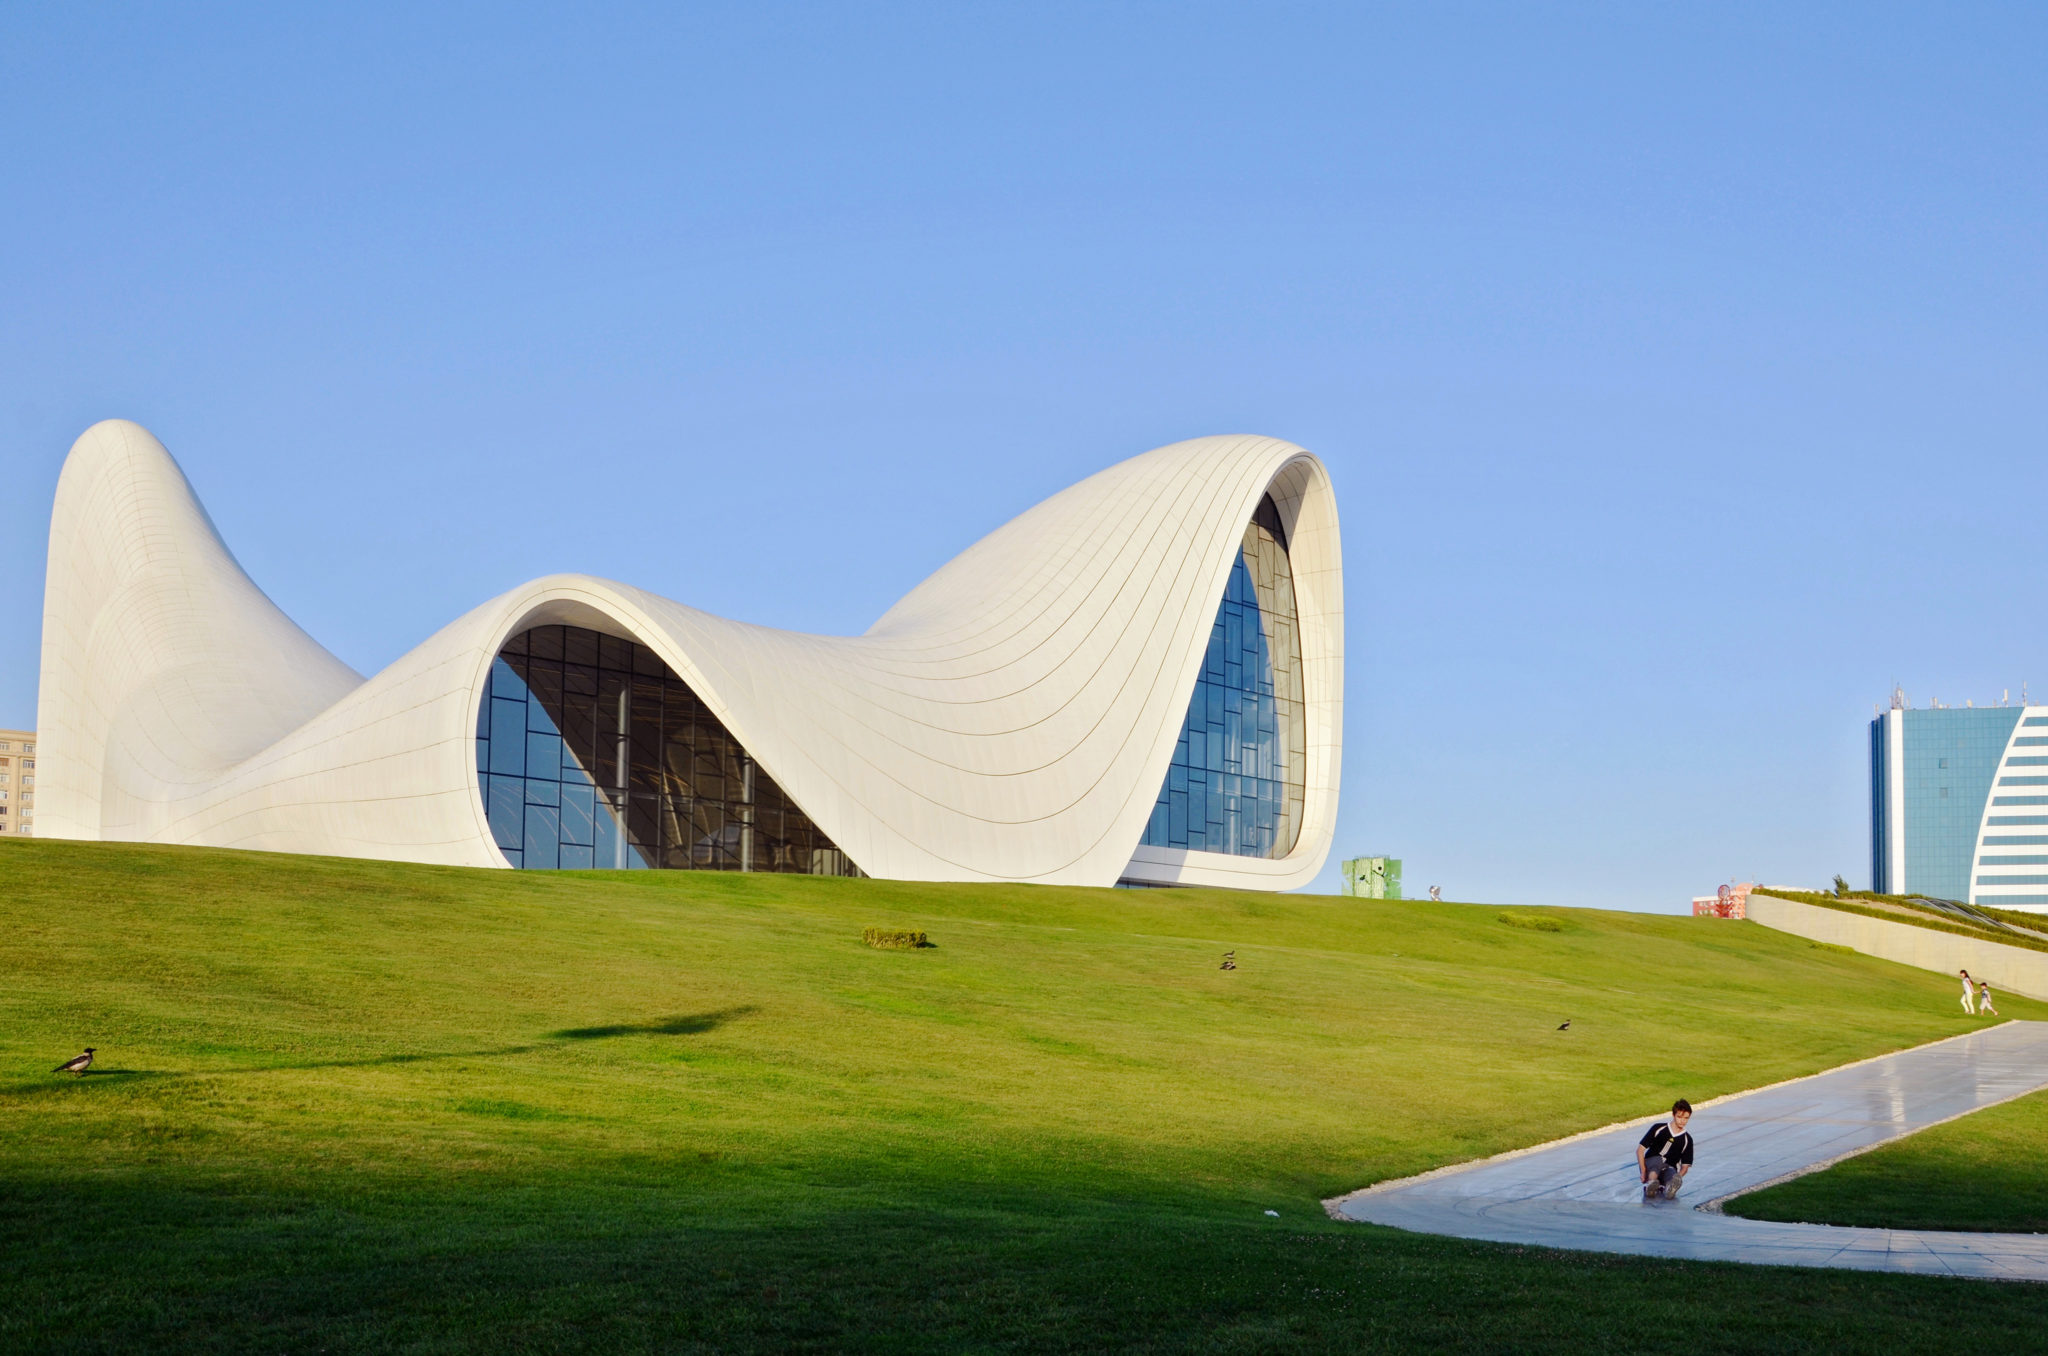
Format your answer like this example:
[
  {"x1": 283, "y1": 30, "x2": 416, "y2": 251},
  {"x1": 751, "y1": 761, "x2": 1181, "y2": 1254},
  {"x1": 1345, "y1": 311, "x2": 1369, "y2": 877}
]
[
  {"x1": 53, "y1": 1048, "x2": 95, "y2": 1076},
  {"x1": 1556, "y1": 1020, "x2": 1571, "y2": 1031}
]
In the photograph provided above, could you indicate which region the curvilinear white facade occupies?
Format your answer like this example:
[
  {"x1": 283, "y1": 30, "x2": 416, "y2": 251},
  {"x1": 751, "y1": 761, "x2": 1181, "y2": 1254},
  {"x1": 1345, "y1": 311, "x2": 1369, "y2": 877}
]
[{"x1": 36, "y1": 420, "x2": 1341, "y2": 889}]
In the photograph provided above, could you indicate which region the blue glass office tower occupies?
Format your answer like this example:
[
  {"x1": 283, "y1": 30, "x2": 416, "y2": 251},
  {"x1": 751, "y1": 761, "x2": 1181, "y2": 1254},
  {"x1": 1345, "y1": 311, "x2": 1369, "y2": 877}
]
[{"x1": 1871, "y1": 702, "x2": 2048, "y2": 912}]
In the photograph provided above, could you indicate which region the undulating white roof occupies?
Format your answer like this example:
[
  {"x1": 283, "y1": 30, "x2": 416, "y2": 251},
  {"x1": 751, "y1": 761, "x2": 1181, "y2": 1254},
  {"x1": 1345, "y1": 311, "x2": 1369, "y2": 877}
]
[{"x1": 36, "y1": 420, "x2": 1342, "y2": 888}]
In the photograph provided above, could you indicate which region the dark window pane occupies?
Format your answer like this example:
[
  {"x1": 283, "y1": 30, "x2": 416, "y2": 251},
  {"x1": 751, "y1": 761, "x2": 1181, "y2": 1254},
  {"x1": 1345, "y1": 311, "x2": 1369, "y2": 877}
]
[
  {"x1": 490, "y1": 700, "x2": 527, "y2": 776},
  {"x1": 479, "y1": 625, "x2": 861, "y2": 877},
  {"x1": 561, "y1": 783, "x2": 595, "y2": 845},
  {"x1": 526, "y1": 733, "x2": 563, "y2": 783},
  {"x1": 525, "y1": 668, "x2": 564, "y2": 732},
  {"x1": 488, "y1": 776, "x2": 523, "y2": 849},
  {"x1": 560, "y1": 747, "x2": 596, "y2": 786},
  {"x1": 627, "y1": 793, "x2": 661, "y2": 861},
  {"x1": 524, "y1": 805, "x2": 561, "y2": 868},
  {"x1": 491, "y1": 657, "x2": 528, "y2": 702}
]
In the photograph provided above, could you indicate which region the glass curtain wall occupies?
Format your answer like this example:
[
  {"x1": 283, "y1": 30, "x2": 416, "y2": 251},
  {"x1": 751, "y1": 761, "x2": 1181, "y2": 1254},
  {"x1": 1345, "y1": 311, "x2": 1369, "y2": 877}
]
[
  {"x1": 475, "y1": 624, "x2": 862, "y2": 875},
  {"x1": 1141, "y1": 494, "x2": 1307, "y2": 859},
  {"x1": 1901, "y1": 706, "x2": 2021, "y2": 901}
]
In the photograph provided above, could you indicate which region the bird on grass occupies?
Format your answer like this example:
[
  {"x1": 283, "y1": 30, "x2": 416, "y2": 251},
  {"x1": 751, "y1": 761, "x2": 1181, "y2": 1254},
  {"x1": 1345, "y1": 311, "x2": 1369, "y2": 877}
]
[
  {"x1": 1220, "y1": 951, "x2": 1238, "y2": 971},
  {"x1": 1556, "y1": 1020, "x2": 1571, "y2": 1031},
  {"x1": 53, "y1": 1048, "x2": 95, "y2": 1076}
]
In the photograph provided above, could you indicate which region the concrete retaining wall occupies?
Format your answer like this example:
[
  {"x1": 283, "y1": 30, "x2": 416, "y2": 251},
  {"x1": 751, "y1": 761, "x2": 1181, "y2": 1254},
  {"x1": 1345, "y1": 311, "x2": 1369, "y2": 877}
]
[{"x1": 1747, "y1": 893, "x2": 2048, "y2": 1002}]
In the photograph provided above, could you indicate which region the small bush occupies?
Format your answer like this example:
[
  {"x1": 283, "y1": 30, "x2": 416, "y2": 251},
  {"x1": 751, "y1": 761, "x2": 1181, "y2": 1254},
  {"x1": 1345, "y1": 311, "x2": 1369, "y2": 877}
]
[
  {"x1": 1497, "y1": 911, "x2": 1564, "y2": 933},
  {"x1": 863, "y1": 928, "x2": 932, "y2": 950}
]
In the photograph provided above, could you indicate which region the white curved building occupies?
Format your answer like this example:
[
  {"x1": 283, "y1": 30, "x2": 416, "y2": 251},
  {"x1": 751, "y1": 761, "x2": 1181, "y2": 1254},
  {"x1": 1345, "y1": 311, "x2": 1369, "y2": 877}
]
[{"x1": 35, "y1": 420, "x2": 1343, "y2": 889}]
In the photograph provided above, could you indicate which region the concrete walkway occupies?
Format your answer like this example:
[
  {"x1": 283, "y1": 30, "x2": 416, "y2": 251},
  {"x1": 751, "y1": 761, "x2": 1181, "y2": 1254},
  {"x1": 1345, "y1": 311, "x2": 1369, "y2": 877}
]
[{"x1": 1327, "y1": 1021, "x2": 2048, "y2": 1280}]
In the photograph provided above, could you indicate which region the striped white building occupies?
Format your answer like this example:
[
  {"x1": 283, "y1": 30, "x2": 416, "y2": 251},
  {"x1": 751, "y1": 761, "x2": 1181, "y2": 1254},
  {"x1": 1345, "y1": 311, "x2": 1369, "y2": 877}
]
[{"x1": 1872, "y1": 700, "x2": 2048, "y2": 913}]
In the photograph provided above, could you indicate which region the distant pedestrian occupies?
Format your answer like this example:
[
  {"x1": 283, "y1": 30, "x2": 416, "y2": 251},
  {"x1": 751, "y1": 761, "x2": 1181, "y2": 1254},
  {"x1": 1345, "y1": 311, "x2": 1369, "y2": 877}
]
[
  {"x1": 1978, "y1": 980, "x2": 1998, "y2": 1016},
  {"x1": 1960, "y1": 969, "x2": 1976, "y2": 1015},
  {"x1": 1429, "y1": 885, "x2": 1442, "y2": 902}
]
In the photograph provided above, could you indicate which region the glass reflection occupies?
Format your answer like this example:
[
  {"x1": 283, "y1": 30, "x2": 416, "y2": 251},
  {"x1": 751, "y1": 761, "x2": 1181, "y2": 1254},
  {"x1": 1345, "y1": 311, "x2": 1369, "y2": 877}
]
[
  {"x1": 1141, "y1": 493, "x2": 1306, "y2": 859},
  {"x1": 475, "y1": 624, "x2": 863, "y2": 875}
]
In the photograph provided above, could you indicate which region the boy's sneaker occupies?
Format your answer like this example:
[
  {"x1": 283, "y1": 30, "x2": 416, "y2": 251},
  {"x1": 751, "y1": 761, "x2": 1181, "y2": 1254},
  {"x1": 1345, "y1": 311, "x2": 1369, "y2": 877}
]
[{"x1": 1642, "y1": 1182, "x2": 1661, "y2": 1200}]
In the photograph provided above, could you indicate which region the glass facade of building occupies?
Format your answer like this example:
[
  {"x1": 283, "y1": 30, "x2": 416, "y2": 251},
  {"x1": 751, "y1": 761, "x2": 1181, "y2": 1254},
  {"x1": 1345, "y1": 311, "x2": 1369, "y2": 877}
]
[
  {"x1": 1898, "y1": 707, "x2": 2021, "y2": 902},
  {"x1": 475, "y1": 624, "x2": 861, "y2": 875},
  {"x1": 1141, "y1": 495, "x2": 1306, "y2": 859},
  {"x1": 1871, "y1": 705, "x2": 2048, "y2": 906},
  {"x1": 1868, "y1": 716, "x2": 1891, "y2": 893}
]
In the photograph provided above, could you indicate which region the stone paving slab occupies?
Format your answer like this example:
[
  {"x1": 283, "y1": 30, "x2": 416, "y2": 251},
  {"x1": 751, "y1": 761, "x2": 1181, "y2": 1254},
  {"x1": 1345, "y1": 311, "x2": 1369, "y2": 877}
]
[{"x1": 1327, "y1": 1021, "x2": 2048, "y2": 1279}]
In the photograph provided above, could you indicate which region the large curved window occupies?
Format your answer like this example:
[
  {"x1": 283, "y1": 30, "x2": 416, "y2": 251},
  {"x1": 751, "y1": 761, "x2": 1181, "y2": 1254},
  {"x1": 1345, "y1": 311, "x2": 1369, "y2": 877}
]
[
  {"x1": 475, "y1": 624, "x2": 861, "y2": 875},
  {"x1": 1141, "y1": 494, "x2": 1306, "y2": 859}
]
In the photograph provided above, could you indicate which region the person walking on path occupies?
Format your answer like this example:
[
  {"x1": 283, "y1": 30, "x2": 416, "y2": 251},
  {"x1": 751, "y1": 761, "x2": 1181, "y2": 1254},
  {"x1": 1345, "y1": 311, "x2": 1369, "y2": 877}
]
[
  {"x1": 1979, "y1": 980, "x2": 1999, "y2": 1016},
  {"x1": 1960, "y1": 969, "x2": 1977, "y2": 1015}
]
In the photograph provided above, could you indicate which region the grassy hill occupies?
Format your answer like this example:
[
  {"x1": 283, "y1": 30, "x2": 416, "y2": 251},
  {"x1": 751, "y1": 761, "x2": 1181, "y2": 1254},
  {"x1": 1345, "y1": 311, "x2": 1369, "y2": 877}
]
[
  {"x1": 1729, "y1": 1086, "x2": 2048, "y2": 1234},
  {"x1": 3, "y1": 838, "x2": 2044, "y2": 1353}
]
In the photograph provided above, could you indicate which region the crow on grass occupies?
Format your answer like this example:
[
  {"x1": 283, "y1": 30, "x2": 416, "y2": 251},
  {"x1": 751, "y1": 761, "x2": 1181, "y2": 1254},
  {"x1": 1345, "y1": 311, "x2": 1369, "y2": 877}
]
[{"x1": 53, "y1": 1048, "x2": 95, "y2": 1076}]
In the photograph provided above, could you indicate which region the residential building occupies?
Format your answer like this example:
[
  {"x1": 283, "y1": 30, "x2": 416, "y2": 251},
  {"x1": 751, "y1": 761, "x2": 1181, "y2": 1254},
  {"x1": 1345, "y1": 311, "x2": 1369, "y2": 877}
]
[{"x1": 0, "y1": 728, "x2": 32, "y2": 835}]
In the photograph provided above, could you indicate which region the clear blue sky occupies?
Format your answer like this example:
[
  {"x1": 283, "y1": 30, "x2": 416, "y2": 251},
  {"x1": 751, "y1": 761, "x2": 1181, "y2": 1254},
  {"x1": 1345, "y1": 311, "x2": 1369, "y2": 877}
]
[{"x1": 4, "y1": 4, "x2": 2045, "y2": 908}]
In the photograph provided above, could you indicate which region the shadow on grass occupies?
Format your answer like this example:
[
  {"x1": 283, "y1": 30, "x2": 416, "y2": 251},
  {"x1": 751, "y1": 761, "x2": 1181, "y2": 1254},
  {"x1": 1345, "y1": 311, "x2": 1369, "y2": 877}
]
[
  {"x1": 270, "y1": 1046, "x2": 550, "y2": 1072},
  {"x1": 0, "y1": 1070, "x2": 184, "y2": 1098},
  {"x1": 550, "y1": 1005, "x2": 759, "y2": 1040},
  {"x1": 2, "y1": 1175, "x2": 2042, "y2": 1355},
  {"x1": 9, "y1": 1008, "x2": 760, "y2": 1090}
]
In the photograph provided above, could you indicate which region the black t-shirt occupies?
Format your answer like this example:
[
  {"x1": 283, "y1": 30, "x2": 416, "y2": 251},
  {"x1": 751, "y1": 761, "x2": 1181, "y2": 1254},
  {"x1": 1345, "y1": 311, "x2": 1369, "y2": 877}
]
[{"x1": 1639, "y1": 1121, "x2": 1694, "y2": 1166}]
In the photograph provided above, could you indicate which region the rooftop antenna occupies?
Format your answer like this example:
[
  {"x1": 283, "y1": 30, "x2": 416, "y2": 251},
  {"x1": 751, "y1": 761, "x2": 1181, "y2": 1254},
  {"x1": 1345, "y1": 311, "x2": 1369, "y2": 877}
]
[
  {"x1": 2004, "y1": 689, "x2": 2010, "y2": 706},
  {"x1": 1891, "y1": 684, "x2": 1906, "y2": 712}
]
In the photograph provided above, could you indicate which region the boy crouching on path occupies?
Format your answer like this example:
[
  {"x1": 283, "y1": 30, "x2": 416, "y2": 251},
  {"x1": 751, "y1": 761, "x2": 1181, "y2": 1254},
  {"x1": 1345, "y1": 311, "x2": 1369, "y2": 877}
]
[{"x1": 1637, "y1": 1099, "x2": 1694, "y2": 1200}]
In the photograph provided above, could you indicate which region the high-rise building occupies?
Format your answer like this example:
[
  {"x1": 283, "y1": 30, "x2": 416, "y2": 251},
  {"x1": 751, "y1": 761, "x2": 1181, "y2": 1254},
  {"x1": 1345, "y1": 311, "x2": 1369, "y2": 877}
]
[
  {"x1": 1871, "y1": 696, "x2": 2048, "y2": 912},
  {"x1": 0, "y1": 728, "x2": 34, "y2": 836}
]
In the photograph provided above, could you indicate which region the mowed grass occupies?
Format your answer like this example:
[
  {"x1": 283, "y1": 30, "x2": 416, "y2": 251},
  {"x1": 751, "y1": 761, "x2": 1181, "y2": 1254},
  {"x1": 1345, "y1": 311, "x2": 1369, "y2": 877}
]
[
  {"x1": 1730, "y1": 1087, "x2": 2048, "y2": 1234},
  {"x1": 3, "y1": 837, "x2": 2046, "y2": 1353}
]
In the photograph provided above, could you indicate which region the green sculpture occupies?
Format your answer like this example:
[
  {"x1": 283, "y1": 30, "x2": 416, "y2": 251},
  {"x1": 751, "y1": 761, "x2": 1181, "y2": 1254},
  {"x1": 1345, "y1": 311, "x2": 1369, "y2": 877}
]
[{"x1": 1340, "y1": 856, "x2": 1402, "y2": 899}]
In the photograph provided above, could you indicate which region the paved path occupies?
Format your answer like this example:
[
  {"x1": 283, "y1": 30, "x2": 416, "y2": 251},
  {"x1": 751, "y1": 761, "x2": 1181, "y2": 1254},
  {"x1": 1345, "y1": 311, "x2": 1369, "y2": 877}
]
[{"x1": 1328, "y1": 1021, "x2": 2048, "y2": 1280}]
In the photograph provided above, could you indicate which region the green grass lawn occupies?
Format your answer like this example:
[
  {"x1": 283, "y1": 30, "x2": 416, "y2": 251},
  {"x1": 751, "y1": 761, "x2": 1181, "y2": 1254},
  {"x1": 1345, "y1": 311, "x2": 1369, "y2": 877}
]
[
  {"x1": 1728, "y1": 1087, "x2": 2048, "y2": 1234},
  {"x1": 4, "y1": 837, "x2": 2046, "y2": 1353}
]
